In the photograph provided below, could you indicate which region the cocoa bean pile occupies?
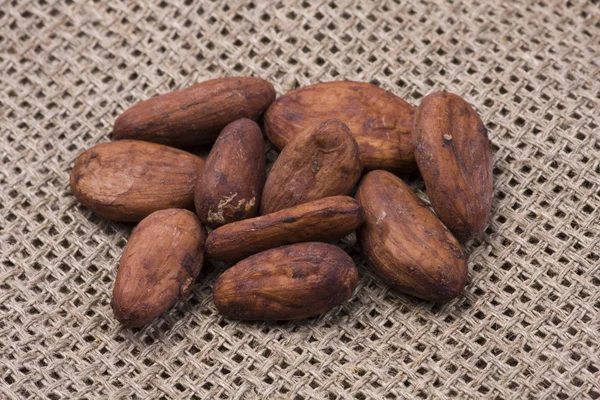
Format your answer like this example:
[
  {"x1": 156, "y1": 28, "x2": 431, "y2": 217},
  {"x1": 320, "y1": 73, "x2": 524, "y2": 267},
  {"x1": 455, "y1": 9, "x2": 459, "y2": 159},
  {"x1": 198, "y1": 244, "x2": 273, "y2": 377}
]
[{"x1": 70, "y1": 77, "x2": 493, "y2": 327}]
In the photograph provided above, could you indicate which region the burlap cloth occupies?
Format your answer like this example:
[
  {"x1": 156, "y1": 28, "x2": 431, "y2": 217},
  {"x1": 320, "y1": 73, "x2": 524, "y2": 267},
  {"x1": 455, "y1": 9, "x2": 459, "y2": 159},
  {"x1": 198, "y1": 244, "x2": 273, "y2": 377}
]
[{"x1": 1, "y1": 0, "x2": 599, "y2": 398}]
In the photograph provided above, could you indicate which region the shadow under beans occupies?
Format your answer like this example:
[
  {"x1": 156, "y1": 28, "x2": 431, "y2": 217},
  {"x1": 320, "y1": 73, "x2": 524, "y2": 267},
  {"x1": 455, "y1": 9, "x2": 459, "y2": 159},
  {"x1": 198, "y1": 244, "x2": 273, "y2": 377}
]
[
  {"x1": 352, "y1": 250, "x2": 484, "y2": 321},
  {"x1": 207, "y1": 297, "x2": 366, "y2": 335}
]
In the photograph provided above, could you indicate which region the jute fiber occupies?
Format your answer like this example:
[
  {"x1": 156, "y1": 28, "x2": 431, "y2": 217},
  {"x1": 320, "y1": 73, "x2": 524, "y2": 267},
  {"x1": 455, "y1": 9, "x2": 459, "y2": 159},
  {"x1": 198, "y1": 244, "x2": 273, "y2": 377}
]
[{"x1": 1, "y1": 1, "x2": 598, "y2": 399}]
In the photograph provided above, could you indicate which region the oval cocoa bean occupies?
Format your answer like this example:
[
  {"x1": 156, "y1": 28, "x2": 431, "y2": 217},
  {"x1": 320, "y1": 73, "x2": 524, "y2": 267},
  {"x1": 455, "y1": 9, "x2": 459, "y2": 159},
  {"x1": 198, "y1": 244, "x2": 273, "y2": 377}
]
[
  {"x1": 113, "y1": 77, "x2": 275, "y2": 148},
  {"x1": 70, "y1": 140, "x2": 204, "y2": 222},
  {"x1": 264, "y1": 81, "x2": 415, "y2": 172},
  {"x1": 261, "y1": 119, "x2": 362, "y2": 214},
  {"x1": 413, "y1": 91, "x2": 493, "y2": 241},
  {"x1": 206, "y1": 196, "x2": 363, "y2": 263},
  {"x1": 356, "y1": 170, "x2": 467, "y2": 302},
  {"x1": 112, "y1": 209, "x2": 206, "y2": 327},
  {"x1": 195, "y1": 118, "x2": 265, "y2": 228},
  {"x1": 213, "y1": 242, "x2": 359, "y2": 320}
]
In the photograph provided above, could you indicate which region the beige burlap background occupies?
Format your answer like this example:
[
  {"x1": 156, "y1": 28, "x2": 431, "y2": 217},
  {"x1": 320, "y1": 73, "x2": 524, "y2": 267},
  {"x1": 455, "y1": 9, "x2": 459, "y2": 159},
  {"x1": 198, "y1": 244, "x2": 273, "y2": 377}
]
[{"x1": 1, "y1": 0, "x2": 599, "y2": 399}]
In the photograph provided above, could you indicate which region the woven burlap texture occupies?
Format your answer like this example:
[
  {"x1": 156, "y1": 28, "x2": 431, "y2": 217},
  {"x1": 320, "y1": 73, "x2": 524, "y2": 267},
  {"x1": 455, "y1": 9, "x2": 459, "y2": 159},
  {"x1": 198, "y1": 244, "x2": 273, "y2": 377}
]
[{"x1": 1, "y1": 0, "x2": 599, "y2": 399}]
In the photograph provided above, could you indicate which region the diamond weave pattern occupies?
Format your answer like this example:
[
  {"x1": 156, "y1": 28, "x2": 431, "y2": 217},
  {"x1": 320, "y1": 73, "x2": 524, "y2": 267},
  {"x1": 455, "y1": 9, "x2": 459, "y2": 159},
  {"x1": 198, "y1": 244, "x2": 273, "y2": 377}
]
[{"x1": 1, "y1": 1, "x2": 599, "y2": 399}]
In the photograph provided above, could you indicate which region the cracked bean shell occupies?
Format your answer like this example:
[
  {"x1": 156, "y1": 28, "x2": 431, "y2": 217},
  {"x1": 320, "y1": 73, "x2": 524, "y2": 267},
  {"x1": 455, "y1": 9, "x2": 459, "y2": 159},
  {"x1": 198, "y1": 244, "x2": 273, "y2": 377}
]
[
  {"x1": 356, "y1": 170, "x2": 467, "y2": 302},
  {"x1": 70, "y1": 140, "x2": 204, "y2": 222},
  {"x1": 194, "y1": 118, "x2": 265, "y2": 228},
  {"x1": 264, "y1": 81, "x2": 415, "y2": 172},
  {"x1": 113, "y1": 77, "x2": 275, "y2": 148},
  {"x1": 112, "y1": 209, "x2": 207, "y2": 327},
  {"x1": 261, "y1": 119, "x2": 362, "y2": 215},
  {"x1": 213, "y1": 242, "x2": 359, "y2": 320},
  {"x1": 413, "y1": 91, "x2": 493, "y2": 241}
]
